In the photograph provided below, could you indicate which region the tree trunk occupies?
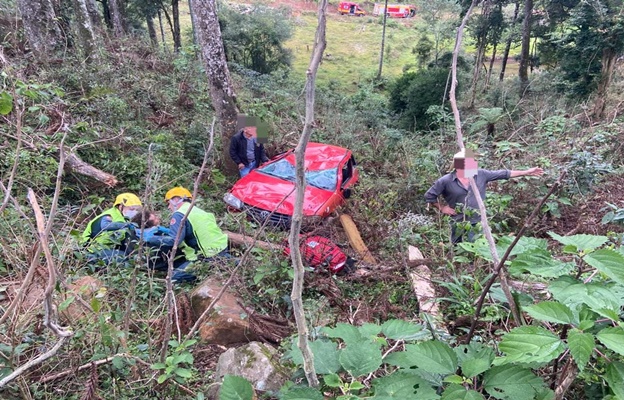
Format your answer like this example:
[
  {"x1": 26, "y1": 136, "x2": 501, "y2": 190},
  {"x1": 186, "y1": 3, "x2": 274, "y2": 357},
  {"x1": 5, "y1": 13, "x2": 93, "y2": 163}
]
[
  {"x1": 172, "y1": 0, "x2": 181, "y2": 52},
  {"x1": 17, "y1": 0, "x2": 63, "y2": 57},
  {"x1": 485, "y1": 42, "x2": 497, "y2": 88},
  {"x1": 72, "y1": 0, "x2": 100, "y2": 61},
  {"x1": 85, "y1": 0, "x2": 102, "y2": 30},
  {"x1": 593, "y1": 47, "x2": 616, "y2": 120},
  {"x1": 499, "y1": 0, "x2": 519, "y2": 81},
  {"x1": 146, "y1": 13, "x2": 158, "y2": 47},
  {"x1": 289, "y1": 0, "x2": 328, "y2": 387},
  {"x1": 108, "y1": 0, "x2": 126, "y2": 37},
  {"x1": 469, "y1": 0, "x2": 490, "y2": 108},
  {"x1": 101, "y1": 0, "x2": 112, "y2": 30},
  {"x1": 377, "y1": 0, "x2": 389, "y2": 79},
  {"x1": 190, "y1": 0, "x2": 239, "y2": 175},
  {"x1": 158, "y1": 10, "x2": 168, "y2": 52},
  {"x1": 518, "y1": 0, "x2": 532, "y2": 95}
]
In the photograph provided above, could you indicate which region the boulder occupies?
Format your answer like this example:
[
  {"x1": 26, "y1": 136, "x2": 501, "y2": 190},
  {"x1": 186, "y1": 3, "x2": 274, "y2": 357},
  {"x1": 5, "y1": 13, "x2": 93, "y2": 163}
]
[
  {"x1": 190, "y1": 278, "x2": 260, "y2": 345},
  {"x1": 213, "y1": 341, "x2": 289, "y2": 396}
]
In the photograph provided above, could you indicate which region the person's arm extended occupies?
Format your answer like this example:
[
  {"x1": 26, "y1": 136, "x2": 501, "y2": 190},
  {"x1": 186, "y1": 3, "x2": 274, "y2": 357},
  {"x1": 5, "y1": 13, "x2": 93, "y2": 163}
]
[
  {"x1": 425, "y1": 177, "x2": 456, "y2": 216},
  {"x1": 510, "y1": 167, "x2": 544, "y2": 178}
]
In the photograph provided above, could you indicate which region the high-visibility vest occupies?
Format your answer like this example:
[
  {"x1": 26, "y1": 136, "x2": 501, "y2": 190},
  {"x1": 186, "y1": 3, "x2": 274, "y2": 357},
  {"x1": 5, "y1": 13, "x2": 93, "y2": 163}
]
[
  {"x1": 81, "y1": 207, "x2": 126, "y2": 250},
  {"x1": 175, "y1": 203, "x2": 228, "y2": 260}
]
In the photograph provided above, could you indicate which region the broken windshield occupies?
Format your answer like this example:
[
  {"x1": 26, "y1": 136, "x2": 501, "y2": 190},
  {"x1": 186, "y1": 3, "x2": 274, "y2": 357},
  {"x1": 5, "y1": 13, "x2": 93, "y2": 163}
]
[{"x1": 260, "y1": 159, "x2": 338, "y2": 191}]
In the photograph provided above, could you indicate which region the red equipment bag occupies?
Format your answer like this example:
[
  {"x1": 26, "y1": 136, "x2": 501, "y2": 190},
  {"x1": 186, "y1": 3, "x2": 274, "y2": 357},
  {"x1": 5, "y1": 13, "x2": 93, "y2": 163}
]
[{"x1": 284, "y1": 235, "x2": 349, "y2": 274}]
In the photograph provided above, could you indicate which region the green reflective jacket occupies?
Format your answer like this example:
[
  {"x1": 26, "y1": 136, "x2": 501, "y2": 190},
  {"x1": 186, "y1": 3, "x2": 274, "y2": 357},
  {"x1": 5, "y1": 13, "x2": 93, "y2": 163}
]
[
  {"x1": 176, "y1": 203, "x2": 228, "y2": 260},
  {"x1": 80, "y1": 207, "x2": 126, "y2": 250}
]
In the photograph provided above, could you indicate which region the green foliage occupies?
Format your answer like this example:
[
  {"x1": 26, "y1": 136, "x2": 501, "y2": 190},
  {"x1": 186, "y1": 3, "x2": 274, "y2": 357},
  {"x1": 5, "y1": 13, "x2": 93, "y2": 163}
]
[
  {"x1": 220, "y1": 4, "x2": 293, "y2": 74},
  {"x1": 219, "y1": 375, "x2": 254, "y2": 400},
  {"x1": 388, "y1": 67, "x2": 452, "y2": 131},
  {"x1": 150, "y1": 339, "x2": 197, "y2": 385}
]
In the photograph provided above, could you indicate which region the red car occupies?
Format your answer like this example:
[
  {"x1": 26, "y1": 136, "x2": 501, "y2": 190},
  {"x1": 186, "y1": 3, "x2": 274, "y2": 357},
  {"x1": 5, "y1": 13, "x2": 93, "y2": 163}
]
[{"x1": 224, "y1": 143, "x2": 358, "y2": 228}]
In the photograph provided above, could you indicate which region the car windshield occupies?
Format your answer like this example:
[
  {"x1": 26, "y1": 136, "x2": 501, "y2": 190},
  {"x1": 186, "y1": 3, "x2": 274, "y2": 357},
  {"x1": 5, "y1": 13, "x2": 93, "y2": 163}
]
[{"x1": 260, "y1": 159, "x2": 338, "y2": 191}]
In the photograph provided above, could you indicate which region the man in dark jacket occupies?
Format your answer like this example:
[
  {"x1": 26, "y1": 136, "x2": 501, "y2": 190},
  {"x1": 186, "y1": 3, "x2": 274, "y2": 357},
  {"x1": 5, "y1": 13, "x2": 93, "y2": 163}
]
[{"x1": 229, "y1": 123, "x2": 269, "y2": 177}]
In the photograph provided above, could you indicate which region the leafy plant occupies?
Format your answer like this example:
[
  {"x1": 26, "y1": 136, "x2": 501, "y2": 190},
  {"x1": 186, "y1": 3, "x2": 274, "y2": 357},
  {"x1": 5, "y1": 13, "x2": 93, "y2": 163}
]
[{"x1": 150, "y1": 339, "x2": 197, "y2": 384}]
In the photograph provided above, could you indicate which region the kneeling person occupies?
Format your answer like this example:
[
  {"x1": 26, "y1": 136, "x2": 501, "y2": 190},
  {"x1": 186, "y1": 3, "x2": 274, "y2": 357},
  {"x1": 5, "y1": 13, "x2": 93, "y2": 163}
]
[{"x1": 164, "y1": 187, "x2": 230, "y2": 282}]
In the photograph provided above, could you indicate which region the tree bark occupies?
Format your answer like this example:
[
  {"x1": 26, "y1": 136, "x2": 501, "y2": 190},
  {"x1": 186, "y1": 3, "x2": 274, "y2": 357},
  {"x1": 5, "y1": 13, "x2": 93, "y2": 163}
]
[
  {"x1": 518, "y1": 0, "x2": 533, "y2": 95},
  {"x1": 108, "y1": 0, "x2": 126, "y2": 37},
  {"x1": 190, "y1": 0, "x2": 239, "y2": 175},
  {"x1": 17, "y1": 0, "x2": 63, "y2": 57},
  {"x1": 469, "y1": 0, "x2": 491, "y2": 108},
  {"x1": 485, "y1": 42, "x2": 497, "y2": 88},
  {"x1": 592, "y1": 47, "x2": 616, "y2": 120},
  {"x1": 85, "y1": 0, "x2": 102, "y2": 30},
  {"x1": 73, "y1": 0, "x2": 100, "y2": 61},
  {"x1": 289, "y1": 0, "x2": 328, "y2": 388},
  {"x1": 377, "y1": 0, "x2": 389, "y2": 79},
  {"x1": 146, "y1": 13, "x2": 158, "y2": 47},
  {"x1": 172, "y1": 0, "x2": 181, "y2": 52}
]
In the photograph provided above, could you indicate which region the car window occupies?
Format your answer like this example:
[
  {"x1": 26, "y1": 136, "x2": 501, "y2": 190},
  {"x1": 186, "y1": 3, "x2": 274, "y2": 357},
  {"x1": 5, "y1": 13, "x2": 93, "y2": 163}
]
[{"x1": 260, "y1": 160, "x2": 337, "y2": 190}]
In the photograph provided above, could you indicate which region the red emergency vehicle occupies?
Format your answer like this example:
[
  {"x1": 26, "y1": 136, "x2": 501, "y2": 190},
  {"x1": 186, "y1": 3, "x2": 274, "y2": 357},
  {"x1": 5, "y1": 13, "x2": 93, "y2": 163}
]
[
  {"x1": 338, "y1": 1, "x2": 366, "y2": 16},
  {"x1": 373, "y1": 3, "x2": 416, "y2": 18}
]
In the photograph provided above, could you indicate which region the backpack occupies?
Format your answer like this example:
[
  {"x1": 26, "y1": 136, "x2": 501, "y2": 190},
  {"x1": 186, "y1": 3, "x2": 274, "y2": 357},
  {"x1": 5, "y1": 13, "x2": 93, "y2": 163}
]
[{"x1": 284, "y1": 235, "x2": 353, "y2": 274}]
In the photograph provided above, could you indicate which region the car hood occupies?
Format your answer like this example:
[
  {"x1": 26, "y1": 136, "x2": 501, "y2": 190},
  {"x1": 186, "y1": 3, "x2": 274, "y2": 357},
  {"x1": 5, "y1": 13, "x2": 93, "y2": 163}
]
[{"x1": 230, "y1": 174, "x2": 334, "y2": 216}]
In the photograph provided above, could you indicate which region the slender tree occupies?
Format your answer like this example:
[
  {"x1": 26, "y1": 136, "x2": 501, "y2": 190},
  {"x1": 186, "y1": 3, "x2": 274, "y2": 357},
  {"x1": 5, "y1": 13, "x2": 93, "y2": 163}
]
[
  {"x1": 108, "y1": 0, "x2": 126, "y2": 37},
  {"x1": 172, "y1": 0, "x2": 181, "y2": 51},
  {"x1": 518, "y1": 0, "x2": 533, "y2": 95},
  {"x1": 499, "y1": 0, "x2": 519, "y2": 81},
  {"x1": 190, "y1": 0, "x2": 239, "y2": 174}
]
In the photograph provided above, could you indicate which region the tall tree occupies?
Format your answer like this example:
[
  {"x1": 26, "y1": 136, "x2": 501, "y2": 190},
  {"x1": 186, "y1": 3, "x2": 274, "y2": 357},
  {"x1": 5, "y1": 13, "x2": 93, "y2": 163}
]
[
  {"x1": 499, "y1": 0, "x2": 520, "y2": 81},
  {"x1": 518, "y1": 0, "x2": 533, "y2": 95},
  {"x1": 108, "y1": 0, "x2": 126, "y2": 37},
  {"x1": 172, "y1": 0, "x2": 181, "y2": 51},
  {"x1": 190, "y1": 0, "x2": 239, "y2": 174},
  {"x1": 415, "y1": 0, "x2": 461, "y2": 66},
  {"x1": 72, "y1": 0, "x2": 100, "y2": 60},
  {"x1": 85, "y1": 0, "x2": 102, "y2": 30},
  {"x1": 17, "y1": 0, "x2": 63, "y2": 57}
]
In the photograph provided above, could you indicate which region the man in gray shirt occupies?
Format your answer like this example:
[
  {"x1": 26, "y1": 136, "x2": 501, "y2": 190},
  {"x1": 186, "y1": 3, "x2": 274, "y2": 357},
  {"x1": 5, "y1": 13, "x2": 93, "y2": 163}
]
[{"x1": 425, "y1": 149, "x2": 544, "y2": 243}]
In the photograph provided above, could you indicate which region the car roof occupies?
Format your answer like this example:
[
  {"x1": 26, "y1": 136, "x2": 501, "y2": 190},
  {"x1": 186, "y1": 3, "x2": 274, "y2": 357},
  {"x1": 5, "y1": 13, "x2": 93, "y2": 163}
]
[{"x1": 280, "y1": 142, "x2": 351, "y2": 170}]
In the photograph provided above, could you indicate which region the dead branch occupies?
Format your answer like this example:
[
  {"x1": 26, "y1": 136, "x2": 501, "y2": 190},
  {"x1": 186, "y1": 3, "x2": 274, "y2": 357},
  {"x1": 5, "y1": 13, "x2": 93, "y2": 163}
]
[
  {"x1": 225, "y1": 231, "x2": 281, "y2": 251},
  {"x1": 65, "y1": 152, "x2": 118, "y2": 187}
]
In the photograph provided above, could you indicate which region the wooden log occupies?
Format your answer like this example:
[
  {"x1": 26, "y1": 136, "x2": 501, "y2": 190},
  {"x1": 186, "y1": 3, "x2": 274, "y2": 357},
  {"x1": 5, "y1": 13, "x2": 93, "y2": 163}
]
[
  {"x1": 408, "y1": 245, "x2": 439, "y2": 316},
  {"x1": 225, "y1": 231, "x2": 282, "y2": 252},
  {"x1": 339, "y1": 214, "x2": 377, "y2": 264}
]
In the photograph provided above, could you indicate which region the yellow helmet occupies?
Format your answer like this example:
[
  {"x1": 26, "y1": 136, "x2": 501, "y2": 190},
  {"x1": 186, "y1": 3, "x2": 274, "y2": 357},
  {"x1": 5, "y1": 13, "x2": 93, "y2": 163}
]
[
  {"x1": 114, "y1": 193, "x2": 142, "y2": 207},
  {"x1": 165, "y1": 187, "x2": 192, "y2": 202}
]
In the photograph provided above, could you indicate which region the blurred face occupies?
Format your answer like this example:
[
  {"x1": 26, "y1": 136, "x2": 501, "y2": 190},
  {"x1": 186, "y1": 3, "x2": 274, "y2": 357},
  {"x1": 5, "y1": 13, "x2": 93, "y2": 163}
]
[
  {"x1": 148, "y1": 213, "x2": 161, "y2": 226},
  {"x1": 454, "y1": 157, "x2": 478, "y2": 178},
  {"x1": 122, "y1": 205, "x2": 141, "y2": 219},
  {"x1": 167, "y1": 197, "x2": 183, "y2": 212},
  {"x1": 243, "y1": 126, "x2": 257, "y2": 139}
]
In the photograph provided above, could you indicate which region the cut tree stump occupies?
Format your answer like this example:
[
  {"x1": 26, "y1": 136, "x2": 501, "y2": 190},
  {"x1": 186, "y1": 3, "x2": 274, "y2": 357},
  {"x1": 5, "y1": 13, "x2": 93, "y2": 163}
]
[
  {"x1": 339, "y1": 214, "x2": 377, "y2": 264},
  {"x1": 408, "y1": 245, "x2": 439, "y2": 317}
]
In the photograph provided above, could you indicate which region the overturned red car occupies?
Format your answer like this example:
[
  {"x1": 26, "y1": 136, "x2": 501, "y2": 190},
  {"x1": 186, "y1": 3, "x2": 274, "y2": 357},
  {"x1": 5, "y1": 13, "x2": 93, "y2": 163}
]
[{"x1": 224, "y1": 143, "x2": 358, "y2": 228}]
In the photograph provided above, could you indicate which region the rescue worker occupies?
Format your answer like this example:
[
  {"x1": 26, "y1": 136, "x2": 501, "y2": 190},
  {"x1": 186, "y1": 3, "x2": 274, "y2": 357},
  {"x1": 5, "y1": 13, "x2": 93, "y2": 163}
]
[
  {"x1": 163, "y1": 187, "x2": 230, "y2": 282},
  {"x1": 81, "y1": 192, "x2": 143, "y2": 264}
]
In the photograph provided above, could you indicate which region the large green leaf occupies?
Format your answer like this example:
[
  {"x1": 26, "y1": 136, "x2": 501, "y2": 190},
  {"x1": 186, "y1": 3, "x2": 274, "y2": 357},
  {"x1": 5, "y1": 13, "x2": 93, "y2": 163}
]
[
  {"x1": 0, "y1": 91, "x2": 13, "y2": 115},
  {"x1": 495, "y1": 326, "x2": 565, "y2": 366},
  {"x1": 483, "y1": 365, "x2": 547, "y2": 400},
  {"x1": 280, "y1": 387, "x2": 324, "y2": 400},
  {"x1": 359, "y1": 322, "x2": 382, "y2": 338},
  {"x1": 605, "y1": 362, "x2": 624, "y2": 400},
  {"x1": 323, "y1": 323, "x2": 363, "y2": 345},
  {"x1": 567, "y1": 329, "x2": 594, "y2": 372},
  {"x1": 370, "y1": 371, "x2": 438, "y2": 399},
  {"x1": 583, "y1": 249, "x2": 624, "y2": 286},
  {"x1": 339, "y1": 340, "x2": 382, "y2": 377},
  {"x1": 509, "y1": 249, "x2": 574, "y2": 278},
  {"x1": 597, "y1": 327, "x2": 624, "y2": 356},
  {"x1": 310, "y1": 340, "x2": 341, "y2": 374},
  {"x1": 455, "y1": 343, "x2": 495, "y2": 378},
  {"x1": 219, "y1": 375, "x2": 254, "y2": 400},
  {"x1": 441, "y1": 384, "x2": 485, "y2": 400},
  {"x1": 386, "y1": 341, "x2": 458, "y2": 375},
  {"x1": 548, "y1": 232, "x2": 609, "y2": 252},
  {"x1": 549, "y1": 277, "x2": 620, "y2": 315},
  {"x1": 523, "y1": 301, "x2": 576, "y2": 325},
  {"x1": 381, "y1": 319, "x2": 426, "y2": 341}
]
